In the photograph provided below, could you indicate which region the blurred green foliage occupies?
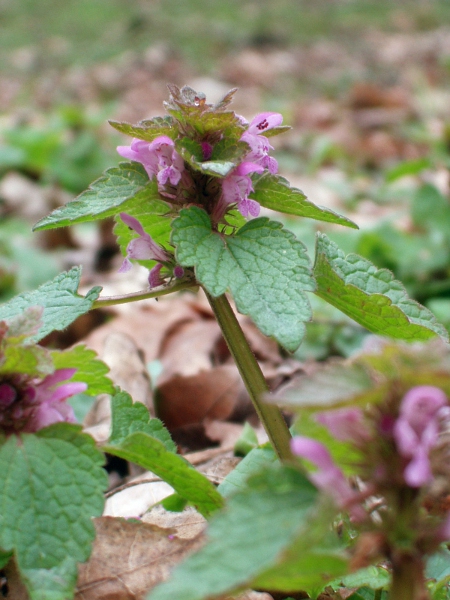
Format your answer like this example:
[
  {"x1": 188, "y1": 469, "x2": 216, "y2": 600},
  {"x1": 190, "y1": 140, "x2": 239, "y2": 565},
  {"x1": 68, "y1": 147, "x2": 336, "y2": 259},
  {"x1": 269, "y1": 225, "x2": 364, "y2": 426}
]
[
  {"x1": 0, "y1": 218, "x2": 60, "y2": 302},
  {"x1": 0, "y1": 106, "x2": 117, "y2": 193},
  {"x1": 2, "y1": 0, "x2": 450, "y2": 72}
]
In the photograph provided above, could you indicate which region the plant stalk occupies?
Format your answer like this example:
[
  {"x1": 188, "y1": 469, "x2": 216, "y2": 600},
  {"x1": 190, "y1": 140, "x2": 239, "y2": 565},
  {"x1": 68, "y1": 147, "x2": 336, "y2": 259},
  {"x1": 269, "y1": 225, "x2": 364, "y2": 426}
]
[
  {"x1": 205, "y1": 290, "x2": 293, "y2": 462},
  {"x1": 92, "y1": 280, "x2": 197, "y2": 309},
  {"x1": 390, "y1": 553, "x2": 428, "y2": 600}
]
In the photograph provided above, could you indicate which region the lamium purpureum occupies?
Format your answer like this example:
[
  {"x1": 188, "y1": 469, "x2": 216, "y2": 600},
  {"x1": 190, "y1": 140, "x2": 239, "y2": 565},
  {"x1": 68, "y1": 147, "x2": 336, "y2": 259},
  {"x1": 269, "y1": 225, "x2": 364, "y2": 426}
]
[
  {"x1": 114, "y1": 107, "x2": 285, "y2": 287},
  {"x1": 0, "y1": 308, "x2": 87, "y2": 436},
  {"x1": 0, "y1": 369, "x2": 85, "y2": 435},
  {"x1": 25, "y1": 84, "x2": 450, "y2": 600},
  {"x1": 292, "y1": 384, "x2": 450, "y2": 599},
  {"x1": 32, "y1": 83, "x2": 449, "y2": 466}
]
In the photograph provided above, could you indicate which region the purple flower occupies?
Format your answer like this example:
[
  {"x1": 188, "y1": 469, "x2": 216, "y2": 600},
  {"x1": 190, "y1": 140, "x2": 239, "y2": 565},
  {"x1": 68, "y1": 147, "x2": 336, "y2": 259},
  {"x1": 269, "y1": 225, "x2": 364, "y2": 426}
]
[
  {"x1": 316, "y1": 407, "x2": 371, "y2": 443},
  {"x1": 216, "y1": 112, "x2": 283, "y2": 220},
  {"x1": 148, "y1": 263, "x2": 166, "y2": 288},
  {"x1": 291, "y1": 435, "x2": 365, "y2": 520},
  {"x1": 118, "y1": 213, "x2": 171, "y2": 275},
  {"x1": 221, "y1": 162, "x2": 264, "y2": 218},
  {"x1": 201, "y1": 142, "x2": 213, "y2": 161},
  {"x1": 0, "y1": 383, "x2": 16, "y2": 408},
  {"x1": 240, "y1": 112, "x2": 283, "y2": 175},
  {"x1": 118, "y1": 213, "x2": 185, "y2": 288},
  {"x1": 26, "y1": 369, "x2": 86, "y2": 431},
  {"x1": 393, "y1": 386, "x2": 448, "y2": 487},
  {"x1": 0, "y1": 369, "x2": 86, "y2": 434},
  {"x1": 117, "y1": 135, "x2": 184, "y2": 186},
  {"x1": 117, "y1": 138, "x2": 159, "y2": 178}
]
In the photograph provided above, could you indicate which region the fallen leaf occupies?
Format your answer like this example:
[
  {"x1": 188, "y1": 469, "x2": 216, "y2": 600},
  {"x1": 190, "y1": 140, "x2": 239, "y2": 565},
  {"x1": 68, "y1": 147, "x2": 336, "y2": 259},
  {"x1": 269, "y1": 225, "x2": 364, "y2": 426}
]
[
  {"x1": 75, "y1": 517, "x2": 205, "y2": 600},
  {"x1": 155, "y1": 364, "x2": 245, "y2": 429},
  {"x1": 142, "y1": 505, "x2": 206, "y2": 540}
]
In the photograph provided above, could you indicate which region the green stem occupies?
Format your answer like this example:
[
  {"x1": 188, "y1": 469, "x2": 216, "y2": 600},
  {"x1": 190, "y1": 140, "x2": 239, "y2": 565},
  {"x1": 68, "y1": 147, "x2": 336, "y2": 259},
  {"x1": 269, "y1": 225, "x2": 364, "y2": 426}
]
[
  {"x1": 92, "y1": 280, "x2": 197, "y2": 309},
  {"x1": 205, "y1": 290, "x2": 293, "y2": 462},
  {"x1": 387, "y1": 488, "x2": 428, "y2": 600},
  {"x1": 390, "y1": 553, "x2": 428, "y2": 600}
]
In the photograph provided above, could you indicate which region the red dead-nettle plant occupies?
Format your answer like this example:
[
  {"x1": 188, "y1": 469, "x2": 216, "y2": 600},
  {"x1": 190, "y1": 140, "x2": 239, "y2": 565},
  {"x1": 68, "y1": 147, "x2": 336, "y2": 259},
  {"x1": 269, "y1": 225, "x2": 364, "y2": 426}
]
[{"x1": 0, "y1": 85, "x2": 448, "y2": 600}]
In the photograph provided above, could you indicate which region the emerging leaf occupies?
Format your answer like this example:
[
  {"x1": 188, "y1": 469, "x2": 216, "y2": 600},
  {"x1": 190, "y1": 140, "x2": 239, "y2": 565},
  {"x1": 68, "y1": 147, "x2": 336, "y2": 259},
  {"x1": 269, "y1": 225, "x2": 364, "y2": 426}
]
[
  {"x1": 313, "y1": 233, "x2": 448, "y2": 342},
  {"x1": 172, "y1": 207, "x2": 316, "y2": 351},
  {"x1": 177, "y1": 136, "x2": 250, "y2": 177},
  {"x1": 109, "y1": 116, "x2": 177, "y2": 142}
]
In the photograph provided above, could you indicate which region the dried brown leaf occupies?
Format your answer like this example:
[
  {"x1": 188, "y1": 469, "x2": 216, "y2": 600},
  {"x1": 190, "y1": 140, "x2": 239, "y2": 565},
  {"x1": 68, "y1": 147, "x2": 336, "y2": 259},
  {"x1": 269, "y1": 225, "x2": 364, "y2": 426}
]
[{"x1": 75, "y1": 517, "x2": 204, "y2": 600}]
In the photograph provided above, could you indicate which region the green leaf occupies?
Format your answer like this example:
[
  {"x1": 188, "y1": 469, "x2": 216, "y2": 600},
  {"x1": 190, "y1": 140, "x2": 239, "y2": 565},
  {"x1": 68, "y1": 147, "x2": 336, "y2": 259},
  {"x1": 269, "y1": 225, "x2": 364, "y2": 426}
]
[
  {"x1": 252, "y1": 526, "x2": 346, "y2": 593},
  {"x1": 330, "y1": 566, "x2": 390, "y2": 591},
  {"x1": 426, "y1": 548, "x2": 450, "y2": 582},
  {"x1": 412, "y1": 183, "x2": 450, "y2": 237},
  {"x1": 385, "y1": 157, "x2": 430, "y2": 182},
  {"x1": 278, "y1": 362, "x2": 374, "y2": 409},
  {"x1": 0, "y1": 308, "x2": 54, "y2": 377},
  {"x1": 263, "y1": 125, "x2": 292, "y2": 138},
  {"x1": 0, "y1": 549, "x2": 12, "y2": 569},
  {"x1": 218, "y1": 446, "x2": 277, "y2": 497},
  {"x1": 33, "y1": 163, "x2": 159, "y2": 230},
  {"x1": 161, "y1": 494, "x2": 188, "y2": 512},
  {"x1": 0, "y1": 340, "x2": 52, "y2": 377},
  {"x1": 233, "y1": 422, "x2": 259, "y2": 457},
  {"x1": 109, "y1": 389, "x2": 176, "y2": 451},
  {"x1": 104, "y1": 432, "x2": 223, "y2": 518},
  {"x1": 250, "y1": 174, "x2": 358, "y2": 229},
  {"x1": 67, "y1": 393, "x2": 96, "y2": 422},
  {"x1": 313, "y1": 233, "x2": 449, "y2": 342},
  {"x1": 21, "y1": 559, "x2": 80, "y2": 600},
  {"x1": 1, "y1": 305, "x2": 43, "y2": 339},
  {"x1": 172, "y1": 207, "x2": 315, "y2": 351},
  {"x1": 109, "y1": 117, "x2": 177, "y2": 142},
  {"x1": 0, "y1": 267, "x2": 101, "y2": 342},
  {"x1": 51, "y1": 345, "x2": 114, "y2": 396},
  {"x1": 347, "y1": 588, "x2": 389, "y2": 600},
  {"x1": 0, "y1": 424, "x2": 107, "y2": 600},
  {"x1": 148, "y1": 465, "x2": 345, "y2": 600}
]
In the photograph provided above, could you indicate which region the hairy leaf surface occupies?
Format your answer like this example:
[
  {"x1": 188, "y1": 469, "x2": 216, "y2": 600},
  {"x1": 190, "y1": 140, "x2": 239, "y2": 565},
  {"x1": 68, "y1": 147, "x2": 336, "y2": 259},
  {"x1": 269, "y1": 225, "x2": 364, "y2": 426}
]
[
  {"x1": 314, "y1": 233, "x2": 448, "y2": 341},
  {"x1": 172, "y1": 207, "x2": 315, "y2": 351}
]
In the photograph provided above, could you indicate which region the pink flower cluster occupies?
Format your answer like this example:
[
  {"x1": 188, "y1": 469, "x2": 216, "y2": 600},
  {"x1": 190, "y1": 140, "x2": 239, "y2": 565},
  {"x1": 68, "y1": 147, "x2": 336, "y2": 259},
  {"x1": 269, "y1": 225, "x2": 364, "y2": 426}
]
[
  {"x1": 291, "y1": 434, "x2": 365, "y2": 521},
  {"x1": 117, "y1": 136, "x2": 185, "y2": 187},
  {"x1": 291, "y1": 386, "x2": 450, "y2": 534},
  {"x1": 219, "y1": 112, "x2": 282, "y2": 218},
  {"x1": 0, "y1": 368, "x2": 86, "y2": 435},
  {"x1": 116, "y1": 112, "x2": 283, "y2": 220},
  {"x1": 393, "y1": 385, "x2": 448, "y2": 487}
]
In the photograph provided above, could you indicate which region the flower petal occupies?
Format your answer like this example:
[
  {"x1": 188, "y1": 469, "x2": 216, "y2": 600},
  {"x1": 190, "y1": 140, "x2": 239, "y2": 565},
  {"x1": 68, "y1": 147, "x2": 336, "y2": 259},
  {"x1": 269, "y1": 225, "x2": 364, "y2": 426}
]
[
  {"x1": 248, "y1": 112, "x2": 283, "y2": 134},
  {"x1": 120, "y1": 212, "x2": 147, "y2": 237}
]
